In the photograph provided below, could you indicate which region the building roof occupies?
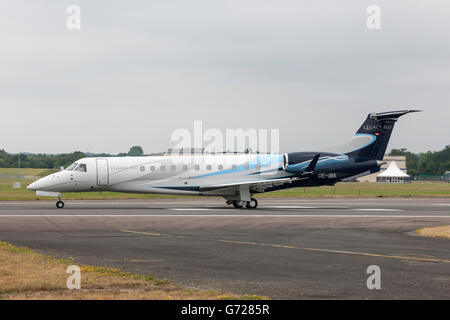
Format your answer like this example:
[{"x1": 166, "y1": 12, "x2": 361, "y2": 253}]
[{"x1": 377, "y1": 161, "x2": 410, "y2": 177}]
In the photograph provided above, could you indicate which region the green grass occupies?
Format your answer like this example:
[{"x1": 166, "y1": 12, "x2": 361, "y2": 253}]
[
  {"x1": 0, "y1": 168, "x2": 448, "y2": 200},
  {"x1": 257, "y1": 182, "x2": 450, "y2": 197}
]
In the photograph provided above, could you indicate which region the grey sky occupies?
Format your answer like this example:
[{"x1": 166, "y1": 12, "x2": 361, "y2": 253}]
[{"x1": 1, "y1": 1, "x2": 449, "y2": 154}]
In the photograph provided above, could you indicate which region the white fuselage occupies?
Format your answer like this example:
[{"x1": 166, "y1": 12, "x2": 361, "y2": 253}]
[{"x1": 27, "y1": 154, "x2": 288, "y2": 197}]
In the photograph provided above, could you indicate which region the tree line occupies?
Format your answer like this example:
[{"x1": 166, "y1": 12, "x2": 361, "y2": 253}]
[
  {"x1": 388, "y1": 146, "x2": 450, "y2": 176},
  {"x1": 0, "y1": 146, "x2": 144, "y2": 169}
]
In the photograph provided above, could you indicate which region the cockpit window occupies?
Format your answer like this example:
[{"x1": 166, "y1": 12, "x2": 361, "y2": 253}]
[
  {"x1": 75, "y1": 163, "x2": 87, "y2": 172},
  {"x1": 66, "y1": 162, "x2": 78, "y2": 170}
]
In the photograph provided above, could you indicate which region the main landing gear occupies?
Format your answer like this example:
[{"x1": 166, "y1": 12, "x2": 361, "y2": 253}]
[{"x1": 229, "y1": 198, "x2": 258, "y2": 209}]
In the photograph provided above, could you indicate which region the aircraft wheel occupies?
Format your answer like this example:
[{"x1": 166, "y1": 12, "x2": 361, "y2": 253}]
[
  {"x1": 232, "y1": 201, "x2": 242, "y2": 208},
  {"x1": 56, "y1": 201, "x2": 65, "y2": 209},
  {"x1": 246, "y1": 198, "x2": 258, "y2": 209}
]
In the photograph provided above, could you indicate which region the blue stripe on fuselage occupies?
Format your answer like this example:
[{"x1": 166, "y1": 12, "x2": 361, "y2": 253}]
[{"x1": 190, "y1": 154, "x2": 283, "y2": 179}]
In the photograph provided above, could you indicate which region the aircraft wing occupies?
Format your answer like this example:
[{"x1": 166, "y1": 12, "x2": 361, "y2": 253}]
[
  {"x1": 199, "y1": 177, "x2": 303, "y2": 193},
  {"x1": 199, "y1": 153, "x2": 320, "y2": 193}
]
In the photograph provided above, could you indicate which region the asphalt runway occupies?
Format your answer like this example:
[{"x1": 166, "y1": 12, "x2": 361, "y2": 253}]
[{"x1": 0, "y1": 198, "x2": 449, "y2": 299}]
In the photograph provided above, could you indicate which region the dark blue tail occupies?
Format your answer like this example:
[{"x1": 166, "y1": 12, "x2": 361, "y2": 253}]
[{"x1": 347, "y1": 110, "x2": 420, "y2": 160}]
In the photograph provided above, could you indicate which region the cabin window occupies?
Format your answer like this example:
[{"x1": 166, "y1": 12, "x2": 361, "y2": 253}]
[
  {"x1": 170, "y1": 165, "x2": 176, "y2": 171},
  {"x1": 150, "y1": 166, "x2": 155, "y2": 171},
  {"x1": 182, "y1": 165, "x2": 188, "y2": 171},
  {"x1": 218, "y1": 164, "x2": 223, "y2": 170},
  {"x1": 160, "y1": 166, "x2": 166, "y2": 171},
  {"x1": 206, "y1": 165, "x2": 212, "y2": 170},
  {"x1": 255, "y1": 164, "x2": 261, "y2": 170},
  {"x1": 75, "y1": 163, "x2": 87, "y2": 172},
  {"x1": 194, "y1": 165, "x2": 200, "y2": 171},
  {"x1": 140, "y1": 166, "x2": 145, "y2": 172},
  {"x1": 232, "y1": 164, "x2": 237, "y2": 170}
]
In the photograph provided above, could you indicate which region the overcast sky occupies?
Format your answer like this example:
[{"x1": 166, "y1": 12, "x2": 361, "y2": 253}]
[{"x1": 1, "y1": 1, "x2": 449, "y2": 154}]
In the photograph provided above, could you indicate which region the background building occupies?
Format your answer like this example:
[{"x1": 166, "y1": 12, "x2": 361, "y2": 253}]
[
  {"x1": 357, "y1": 156, "x2": 407, "y2": 182},
  {"x1": 376, "y1": 161, "x2": 410, "y2": 183}
]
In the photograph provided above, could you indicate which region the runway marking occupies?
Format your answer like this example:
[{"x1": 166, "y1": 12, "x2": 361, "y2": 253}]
[
  {"x1": 0, "y1": 214, "x2": 449, "y2": 218},
  {"x1": 433, "y1": 204, "x2": 450, "y2": 206},
  {"x1": 169, "y1": 208, "x2": 212, "y2": 211},
  {"x1": 264, "y1": 206, "x2": 349, "y2": 209},
  {"x1": 354, "y1": 208, "x2": 403, "y2": 212},
  {"x1": 0, "y1": 202, "x2": 171, "y2": 205},
  {"x1": 110, "y1": 259, "x2": 164, "y2": 263},
  {"x1": 120, "y1": 230, "x2": 450, "y2": 264},
  {"x1": 121, "y1": 230, "x2": 170, "y2": 237},
  {"x1": 265, "y1": 206, "x2": 319, "y2": 209}
]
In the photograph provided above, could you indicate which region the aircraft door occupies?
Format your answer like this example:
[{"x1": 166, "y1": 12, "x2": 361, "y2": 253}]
[{"x1": 96, "y1": 159, "x2": 109, "y2": 186}]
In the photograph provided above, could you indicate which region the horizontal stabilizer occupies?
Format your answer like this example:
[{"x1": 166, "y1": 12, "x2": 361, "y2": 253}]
[{"x1": 369, "y1": 110, "x2": 421, "y2": 121}]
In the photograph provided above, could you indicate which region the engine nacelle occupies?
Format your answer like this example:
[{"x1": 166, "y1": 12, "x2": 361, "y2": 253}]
[
  {"x1": 285, "y1": 155, "x2": 350, "y2": 174},
  {"x1": 282, "y1": 153, "x2": 289, "y2": 170}
]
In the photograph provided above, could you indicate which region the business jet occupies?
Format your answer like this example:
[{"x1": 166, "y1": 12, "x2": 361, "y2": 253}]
[{"x1": 27, "y1": 110, "x2": 419, "y2": 209}]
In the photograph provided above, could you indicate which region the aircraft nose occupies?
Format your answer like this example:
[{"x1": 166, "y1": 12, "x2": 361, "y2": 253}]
[
  {"x1": 27, "y1": 175, "x2": 54, "y2": 191},
  {"x1": 27, "y1": 180, "x2": 40, "y2": 191}
]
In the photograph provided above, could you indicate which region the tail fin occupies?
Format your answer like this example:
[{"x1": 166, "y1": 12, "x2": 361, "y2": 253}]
[{"x1": 346, "y1": 110, "x2": 421, "y2": 160}]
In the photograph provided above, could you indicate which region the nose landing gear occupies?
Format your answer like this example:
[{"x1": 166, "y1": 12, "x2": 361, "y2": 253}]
[{"x1": 56, "y1": 194, "x2": 64, "y2": 209}]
